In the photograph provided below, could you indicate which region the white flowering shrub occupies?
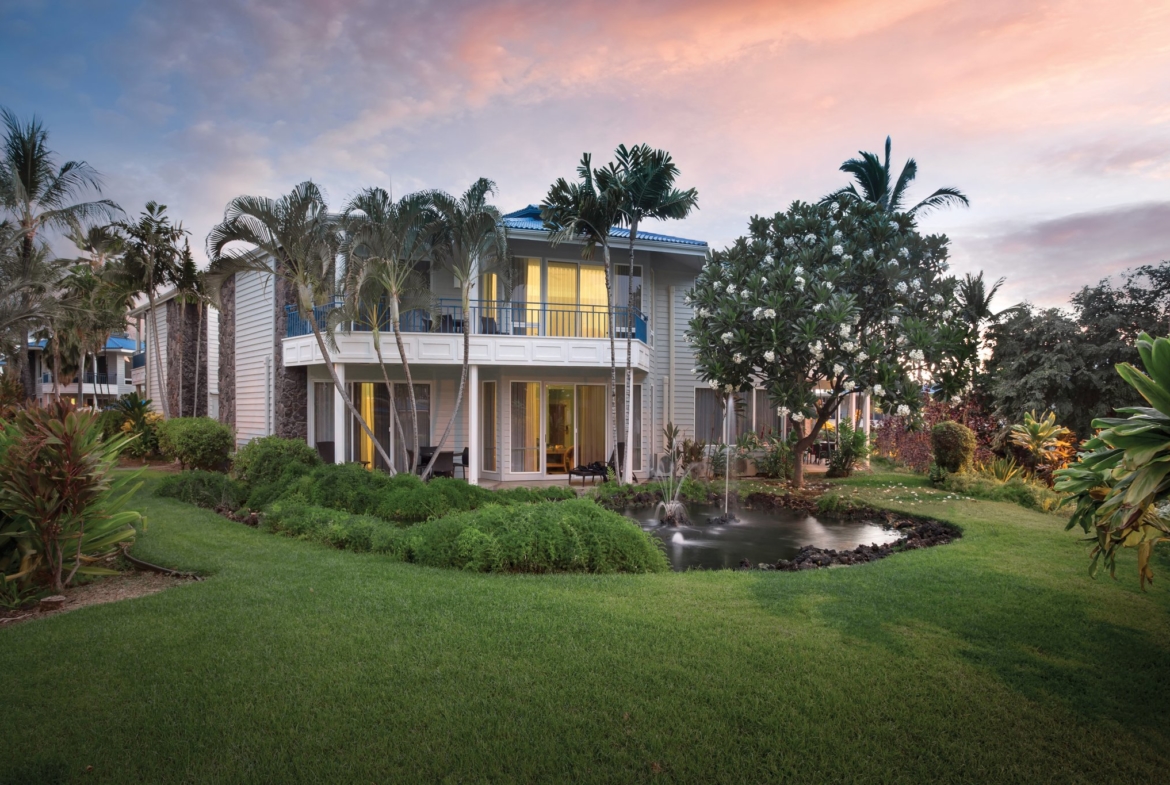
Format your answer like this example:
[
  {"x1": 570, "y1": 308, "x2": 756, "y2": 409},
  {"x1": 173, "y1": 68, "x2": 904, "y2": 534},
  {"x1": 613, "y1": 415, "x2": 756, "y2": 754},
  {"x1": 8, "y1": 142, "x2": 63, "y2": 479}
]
[{"x1": 686, "y1": 200, "x2": 971, "y2": 484}]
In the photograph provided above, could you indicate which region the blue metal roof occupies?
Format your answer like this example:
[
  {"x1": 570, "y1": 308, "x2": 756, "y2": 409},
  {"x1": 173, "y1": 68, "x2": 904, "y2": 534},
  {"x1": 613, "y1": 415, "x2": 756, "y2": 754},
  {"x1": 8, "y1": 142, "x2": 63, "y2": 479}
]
[
  {"x1": 29, "y1": 335, "x2": 138, "y2": 352},
  {"x1": 502, "y1": 205, "x2": 707, "y2": 249}
]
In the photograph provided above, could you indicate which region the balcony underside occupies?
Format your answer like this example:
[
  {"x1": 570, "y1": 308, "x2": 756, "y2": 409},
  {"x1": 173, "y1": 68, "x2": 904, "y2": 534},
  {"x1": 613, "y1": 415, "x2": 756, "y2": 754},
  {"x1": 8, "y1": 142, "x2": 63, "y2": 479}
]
[{"x1": 282, "y1": 331, "x2": 651, "y2": 371}]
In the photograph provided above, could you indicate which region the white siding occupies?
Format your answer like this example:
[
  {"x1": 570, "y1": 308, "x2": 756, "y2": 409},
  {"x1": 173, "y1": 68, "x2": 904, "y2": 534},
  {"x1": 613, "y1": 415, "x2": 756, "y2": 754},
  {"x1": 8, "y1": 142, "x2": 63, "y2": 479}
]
[
  {"x1": 234, "y1": 270, "x2": 275, "y2": 446},
  {"x1": 206, "y1": 306, "x2": 220, "y2": 397},
  {"x1": 145, "y1": 304, "x2": 168, "y2": 410}
]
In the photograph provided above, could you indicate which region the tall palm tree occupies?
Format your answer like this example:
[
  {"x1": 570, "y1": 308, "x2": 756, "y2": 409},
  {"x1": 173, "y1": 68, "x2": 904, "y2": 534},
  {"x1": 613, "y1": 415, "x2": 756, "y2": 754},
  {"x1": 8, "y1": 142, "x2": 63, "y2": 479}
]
[
  {"x1": 206, "y1": 181, "x2": 393, "y2": 469},
  {"x1": 115, "y1": 202, "x2": 185, "y2": 418},
  {"x1": 171, "y1": 241, "x2": 202, "y2": 417},
  {"x1": 0, "y1": 221, "x2": 64, "y2": 348},
  {"x1": 597, "y1": 145, "x2": 699, "y2": 483},
  {"x1": 541, "y1": 153, "x2": 626, "y2": 473},
  {"x1": 0, "y1": 107, "x2": 121, "y2": 395},
  {"x1": 66, "y1": 224, "x2": 131, "y2": 407},
  {"x1": 425, "y1": 179, "x2": 508, "y2": 481},
  {"x1": 823, "y1": 136, "x2": 969, "y2": 215},
  {"x1": 342, "y1": 188, "x2": 436, "y2": 475}
]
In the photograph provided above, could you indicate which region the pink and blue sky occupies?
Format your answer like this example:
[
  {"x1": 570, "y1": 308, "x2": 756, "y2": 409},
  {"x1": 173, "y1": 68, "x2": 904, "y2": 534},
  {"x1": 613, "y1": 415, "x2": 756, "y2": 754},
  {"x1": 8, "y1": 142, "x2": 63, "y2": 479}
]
[{"x1": 3, "y1": 0, "x2": 1168, "y2": 307}]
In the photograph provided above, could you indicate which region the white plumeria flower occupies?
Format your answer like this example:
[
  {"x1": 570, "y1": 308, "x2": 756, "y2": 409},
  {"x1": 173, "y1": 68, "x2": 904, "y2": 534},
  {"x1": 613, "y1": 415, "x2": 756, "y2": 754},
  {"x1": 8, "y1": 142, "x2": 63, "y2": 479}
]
[
  {"x1": 909, "y1": 349, "x2": 925, "y2": 362},
  {"x1": 825, "y1": 281, "x2": 834, "y2": 291},
  {"x1": 753, "y1": 306, "x2": 763, "y2": 319},
  {"x1": 832, "y1": 244, "x2": 844, "y2": 256},
  {"x1": 721, "y1": 332, "x2": 734, "y2": 344},
  {"x1": 713, "y1": 281, "x2": 723, "y2": 291},
  {"x1": 784, "y1": 237, "x2": 796, "y2": 248},
  {"x1": 863, "y1": 285, "x2": 873, "y2": 294},
  {"x1": 839, "y1": 324, "x2": 851, "y2": 338},
  {"x1": 791, "y1": 412, "x2": 806, "y2": 422},
  {"x1": 842, "y1": 254, "x2": 853, "y2": 262},
  {"x1": 889, "y1": 221, "x2": 899, "y2": 231},
  {"x1": 804, "y1": 233, "x2": 817, "y2": 244},
  {"x1": 832, "y1": 229, "x2": 843, "y2": 240},
  {"x1": 794, "y1": 265, "x2": 804, "y2": 275},
  {"x1": 843, "y1": 341, "x2": 857, "y2": 352},
  {"x1": 733, "y1": 353, "x2": 745, "y2": 364},
  {"x1": 813, "y1": 303, "x2": 824, "y2": 312},
  {"x1": 709, "y1": 379, "x2": 722, "y2": 390},
  {"x1": 727, "y1": 283, "x2": 737, "y2": 295},
  {"x1": 873, "y1": 384, "x2": 885, "y2": 397},
  {"x1": 888, "y1": 260, "x2": 899, "y2": 268},
  {"x1": 898, "y1": 248, "x2": 910, "y2": 259},
  {"x1": 794, "y1": 276, "x2": 805, "y2": 289},
  {"x1": 698, "y1": 308, "x2": 711, "y2": 318},
  {"x1": 889, "y1": 315, "x2": 899, "y2": 325},
  {"x1": 911, "y1": 279, "x2": 922, "y2": 290},
  {"x1": 863, "y1": 249, "x2": 874, "y2": 259},
  {"x1": 941, "y1": 309, "x2": 953, "y2": 319},
  {"x1": 683, "y1": 295, "x2": 692, "y2": 305},
  {"x1": 843, "y1": 380, "x2": 857, "y2": 392},
  {"x1": 764, "y1": 350, "x2": 776, "y2": 362},
  {"x1": 896, "y1": 404, "x2": 911, "y2": 417},
  {"x1": 741, "y1": 290, "x2": 751, "y2": 299},
  {"x1": 763, "y1": 308, "x2": 776, "y2": 319},
  {"x1": 951, "y1": 395, "x2": 962, "y2": 404},
  {"x1": 724, "y1": 384, "x2": 735, "y2": 394},
  {"x1": 833, "y1": 363, "x2": 844, "y2": 375},
  {"x1": 896, "y1": 282, "x2": 909, "y2": 294},
  {"x1": 760, "y1": 276, "x2": 767, "y2": 285},
  {"x1": 778, "y1": 406, "x2": 790, "y2": 416}
]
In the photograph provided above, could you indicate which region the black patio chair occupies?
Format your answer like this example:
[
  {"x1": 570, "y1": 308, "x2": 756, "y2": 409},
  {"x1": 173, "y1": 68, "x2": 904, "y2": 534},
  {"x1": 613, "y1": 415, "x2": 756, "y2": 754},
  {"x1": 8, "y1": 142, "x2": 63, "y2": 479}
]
[
  {"x1": 431, "y1": 450, "x2": 455, "y2": 479},
  {"x1": 457, "y1": 447, "x2": 470, "y2": 479},
  {"x1": 568, "y1": 461, "x2": 607, "y2": 486}
]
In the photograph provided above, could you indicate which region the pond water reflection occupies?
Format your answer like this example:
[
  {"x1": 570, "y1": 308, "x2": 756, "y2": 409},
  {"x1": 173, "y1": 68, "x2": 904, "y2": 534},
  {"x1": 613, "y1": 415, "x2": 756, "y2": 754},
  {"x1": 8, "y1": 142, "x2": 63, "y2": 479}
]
[{"x1": 625, "y1": 504, "x2": 900, "y2": 571}]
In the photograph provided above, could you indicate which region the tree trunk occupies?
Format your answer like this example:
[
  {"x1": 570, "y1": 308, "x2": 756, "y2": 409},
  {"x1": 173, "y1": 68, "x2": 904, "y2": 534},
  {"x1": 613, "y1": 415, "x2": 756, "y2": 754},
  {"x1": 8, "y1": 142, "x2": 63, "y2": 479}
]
[
  {"x1": 372, "y1": 328, "x2": 400, "y2": 476},
  {"x1": 91, "y1": 353, "x2": 99, "y2": 409},
  {"x1": 194, "y1": 302, "x2": 203, "y2": 417},
  {"x1": 78, "y1": 348, "x2": 86, "y2": 408},
  {"x1": 390, "y1": 300, "x2": 421, "y2": 474},
  {"x1": 421, "y1": 299, "x2": 469, "y2": 480},
  {"x1": 177, "y1": 301, "x2": 185, "y2": 417},
  {"x1": 790, "y1": 397, "x2": 841, "y2": 489},
  {"x1": 147, "y1": 289, "x2": 170, "y2": 418},
  {"x1": 52, "y1": 344, "x2": 60, "y2": 402},
  {"x1": 624, "y1": 220, "x2": 639, "y2": 484},
  {"x1": 604, "y1": 242, "x2": 619, "y2": 476},
  {"x1": 307, "y1": 316, "x2": 394, "y2": 469}
]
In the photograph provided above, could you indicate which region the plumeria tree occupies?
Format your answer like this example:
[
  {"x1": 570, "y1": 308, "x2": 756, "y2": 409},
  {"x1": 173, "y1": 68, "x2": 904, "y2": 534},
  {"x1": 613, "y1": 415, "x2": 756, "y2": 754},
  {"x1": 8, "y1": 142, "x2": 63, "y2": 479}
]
[{"x1": 686, "y1": 199, "x2": 969, "y2": 487}]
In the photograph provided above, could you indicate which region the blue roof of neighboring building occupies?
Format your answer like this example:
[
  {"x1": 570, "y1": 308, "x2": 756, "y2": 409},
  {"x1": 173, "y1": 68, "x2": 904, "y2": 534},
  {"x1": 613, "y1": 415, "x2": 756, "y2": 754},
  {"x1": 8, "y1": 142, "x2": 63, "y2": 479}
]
[
  {"x1": 502, "y1": 205, "x2": 707, "y2": 249},
  {"x1": 29, "y1": 335, "x2": 137, "y2": 352}
]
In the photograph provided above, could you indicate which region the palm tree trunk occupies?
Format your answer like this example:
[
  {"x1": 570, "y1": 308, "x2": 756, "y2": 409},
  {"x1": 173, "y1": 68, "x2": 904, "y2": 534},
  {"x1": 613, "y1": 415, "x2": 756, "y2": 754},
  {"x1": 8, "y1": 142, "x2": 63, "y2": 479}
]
[
  {"x1": 78, "y1": 348, "x2": 85, "y2": 408},
  {"x1": 371, "y1": 329, "x2": 399, "y2": 476},
  {"x1": 390, "y1": 302, "x2": 421, "y2": 474},
  {"x1": 52, "y1": 344, "x2": 60, "y2": 402},
  {"x1": 176, "y1": 301, "x2": 185, "y2": 417},
  {"x1": 307, "y1": 317, "x2": 393, "y2": 469},
  {"x1": 91, "y1": 352, "x2": 99, "y2": 409},
  {"x1": 194, "y1": 302, "x2": 203, "y2": 416},
  {"x1": 147, "y1": 289, "x2": 170, "y2": 418},
  {"x1": 624, "y1": 220, "x2": 639, "y2": 484},
  {"x1": 421, "y1": 298, "x2": 469, "y2": 480},
  {"x1": 604, "y1": 242, "x2": 619, "y2": 476}
]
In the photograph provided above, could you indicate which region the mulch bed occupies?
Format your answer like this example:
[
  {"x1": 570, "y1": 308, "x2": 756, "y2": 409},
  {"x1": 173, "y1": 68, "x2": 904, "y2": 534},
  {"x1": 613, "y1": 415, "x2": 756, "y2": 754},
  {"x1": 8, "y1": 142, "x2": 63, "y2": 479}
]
[{"x1": 0, "y1": 570, "x2": 196, "y2": 628}]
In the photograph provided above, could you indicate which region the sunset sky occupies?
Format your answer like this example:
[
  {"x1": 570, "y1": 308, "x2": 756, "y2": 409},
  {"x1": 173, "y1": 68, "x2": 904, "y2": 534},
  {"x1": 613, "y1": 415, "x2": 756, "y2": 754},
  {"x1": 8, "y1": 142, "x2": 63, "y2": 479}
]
[{"x1": 2, "y1": 0, "x2": 1168, "y2": 308}]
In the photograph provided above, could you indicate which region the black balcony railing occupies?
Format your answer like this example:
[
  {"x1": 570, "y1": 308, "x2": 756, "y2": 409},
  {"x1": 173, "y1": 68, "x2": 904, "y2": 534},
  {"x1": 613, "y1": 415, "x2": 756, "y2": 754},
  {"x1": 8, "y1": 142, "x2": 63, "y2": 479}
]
[
  {"x1": 40, "y1": 372, "x2": 119, "y2": 386},
  {"x1": 286, "y1": 298, "x2": 648, "y2": 342}
]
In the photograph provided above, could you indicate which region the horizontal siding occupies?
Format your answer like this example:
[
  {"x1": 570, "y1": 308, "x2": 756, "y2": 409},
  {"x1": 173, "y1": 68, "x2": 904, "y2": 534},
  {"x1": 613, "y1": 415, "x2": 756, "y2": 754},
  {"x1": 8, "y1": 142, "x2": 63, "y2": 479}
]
[
  {"x1": 235, "y1": 270, "x2": 274, "y2": 446},
  {"x1": 146, "y1": 306, "x2": 168, "y2": 410}
]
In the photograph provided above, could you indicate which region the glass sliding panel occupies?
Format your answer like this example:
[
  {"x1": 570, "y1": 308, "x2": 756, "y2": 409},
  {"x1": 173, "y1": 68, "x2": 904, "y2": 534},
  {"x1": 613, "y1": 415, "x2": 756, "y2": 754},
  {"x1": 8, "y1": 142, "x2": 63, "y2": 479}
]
[
  {"x1": 510, "y1": 257, "x2": 541, "y2": 336},
  {"x1": 617, "y1": 384, "x2": 643, "y2": 470},
  {"x1": 482, "y1": 381, "x2": 498, "y2": 472},
  {"x1": 314, "y1": 382, "x2": 335, "y2": 462},
  {"x1": 480, "y1": 272, "x2": 499, "y2": 331},
  {"x1": 546, "y1": 261, "x2": 578, "y2": 337},
  {"x1": 754, "y1": 389, "x2": 780, "y2": 438},
  {"x1": 393, "y1": 383, "x2": 431, "y2": 473},
  {"x1": 511, "y1": 382, "x2": 540, "y2": 472},
  {"x1": 546, "y1": 385, "x2": 574, "y2": 473},
  {"x1": 579, "y1": 264, "x2": 608, "y2": 338},
  {"x1": 349, "y1": 383, "x2": 378, "y2": 468},
  {"x1": 577, "y1": 385, "x2": 607, "y2": 467},
  {"x1": 615, "y1": 264, "x2": 643, "y2": 339},
  {"x1": 695, "y1": 389, "x2": 747, "y2": 445}
]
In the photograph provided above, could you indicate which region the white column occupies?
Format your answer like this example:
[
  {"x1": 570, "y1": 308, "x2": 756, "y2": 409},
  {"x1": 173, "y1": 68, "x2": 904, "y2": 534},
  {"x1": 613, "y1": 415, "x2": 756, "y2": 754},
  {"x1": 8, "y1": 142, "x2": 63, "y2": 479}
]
[
  {"x1": 862, "y1": 393, "x2": 873, "y2": 467},
  {"x1": 333, "y1": 363, "x2": 346, "y2": 464},
  {"x1": 468, "y1": 364, "x2": 479, "y2": 485}
]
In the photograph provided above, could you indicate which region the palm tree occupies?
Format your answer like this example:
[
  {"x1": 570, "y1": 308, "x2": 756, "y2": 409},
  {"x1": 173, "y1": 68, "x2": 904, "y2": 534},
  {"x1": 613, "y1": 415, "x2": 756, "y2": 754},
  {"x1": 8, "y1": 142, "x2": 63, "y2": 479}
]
[
  {"x1": 115, "y1": 202, "x2": 185, "y2": 418},
  {"x1": 0, "y1": 221, "x2": 64, "y2": 348},
  {"x1": 171, "y1": 241, "x2": 202, "y2": 417},
  {"x1": 541, "y1": 153, "x2": 626, "y2": 474},
  {"x1": 425, "y1": 180, "x2": 509, "y2": 481},
  {"x1": 342, "y1": 188, "x2": 436, "y2": 475},
  {"x1": 206, "y1": 181, "x2": 393, "y2": 469},
  {"x1": 597, "y1": 145, "x2": 699, "y2": 483},
  {"x1": 823, "y1": 137, "x2": 969, "y2": 216},
  {"x1": 0, "y1": 107, "x2": 121, "y2": 395}
]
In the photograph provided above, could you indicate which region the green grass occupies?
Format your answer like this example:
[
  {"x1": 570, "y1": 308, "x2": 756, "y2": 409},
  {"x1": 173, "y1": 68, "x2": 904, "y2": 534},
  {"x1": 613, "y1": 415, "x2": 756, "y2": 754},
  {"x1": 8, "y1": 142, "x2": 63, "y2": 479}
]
[{"x1": 2, "y1": 471, "x2": 1169, "y2": 783}]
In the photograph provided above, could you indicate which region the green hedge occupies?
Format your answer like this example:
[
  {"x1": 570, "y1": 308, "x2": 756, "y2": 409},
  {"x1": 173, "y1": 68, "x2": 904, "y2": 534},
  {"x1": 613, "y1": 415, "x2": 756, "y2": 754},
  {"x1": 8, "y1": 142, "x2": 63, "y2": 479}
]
[
  {"x1": 157, "y1": 417, "x2": 234, "y2": 471},
  {"x1": 931, "y1": 421, "x2": 976, "y2": 474},
  {"x1": 232, "y1": 435, "x2": 320, "y2": 487},
  {"x1": 155, "y1": 470, "x2": 248, "y2": 510},
  {"x1": 264, "y1": 499, "x2": 668, "y2": 573}
]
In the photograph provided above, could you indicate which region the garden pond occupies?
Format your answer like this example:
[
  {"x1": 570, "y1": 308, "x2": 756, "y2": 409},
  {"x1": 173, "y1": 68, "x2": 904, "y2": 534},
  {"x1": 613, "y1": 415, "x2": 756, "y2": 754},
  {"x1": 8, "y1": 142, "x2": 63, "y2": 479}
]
[{"x1": 625, "y1": 504, "x2": 901, "y2": 571}]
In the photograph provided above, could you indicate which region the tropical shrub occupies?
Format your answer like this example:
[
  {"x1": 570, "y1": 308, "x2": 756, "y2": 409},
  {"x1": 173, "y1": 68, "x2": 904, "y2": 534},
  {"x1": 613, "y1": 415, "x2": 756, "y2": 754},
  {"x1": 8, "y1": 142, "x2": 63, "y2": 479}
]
[
  {"x1": 0, "y1": 402, "x2": 140, "y2": 591},
  {"x1": 940, "y1": 472, "x2": 1064, "y2": 513},
  {"x1": 232, "y1": 435, "x2": 321, "y2": 488},
  {"x1": 978, "y1": 457, "x2": 1024, "y2": 483},
  {"x1": 1056, "y1": 332, "x2": 1170, "y2": 589},
  {"x1": 826, "y1": 421, "x2": 870, "y2": 478},
  {"x1": 931, "y1": 421, "x2": 976, "y2": 474},
  {"x1": 874, "y1": 397, "x2": 996, "y2": 472},
  {"x1": 1008, "y1": 410, "x2": 1077, "y2": 484},
  {"x1": 97, "y1": 409, "x2": 126, "y2": 441},
  {"x1": 155, "y1": 470, "x2": 248, "y2": 511},
  {"x1": 754, "y1": 436, "x2": 795, "y2": 480},
  {"x1": 157, "y1": 417, "x2": 234, "y2": 470},
  {"x1": 265, "y1": 502, "x2": 393, "y2": 554},
  {"x1": 0, "y1": 374, "x2": 25, "y2": 419}
]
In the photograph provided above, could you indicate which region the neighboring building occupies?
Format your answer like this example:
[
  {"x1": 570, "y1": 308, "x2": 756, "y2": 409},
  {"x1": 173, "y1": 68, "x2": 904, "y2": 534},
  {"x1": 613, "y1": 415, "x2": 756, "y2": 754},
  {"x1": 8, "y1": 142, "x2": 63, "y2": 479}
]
[
  {"x1": 28, "y1": 335, "x2": 138, "y2": 406},
  {"x1": 127, "y1": 288, "x2": 219, "y2": 419}
]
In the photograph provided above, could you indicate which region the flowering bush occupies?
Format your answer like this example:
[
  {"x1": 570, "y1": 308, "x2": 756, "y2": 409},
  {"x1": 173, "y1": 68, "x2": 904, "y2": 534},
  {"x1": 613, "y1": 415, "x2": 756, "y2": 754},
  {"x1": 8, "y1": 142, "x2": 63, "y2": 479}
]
[
  {"x1": 687, "y1": 199, "x2": 976, "y2": 485},
  {"x1": 874, "y1": 398, "x2": 996, "y2": 472}
]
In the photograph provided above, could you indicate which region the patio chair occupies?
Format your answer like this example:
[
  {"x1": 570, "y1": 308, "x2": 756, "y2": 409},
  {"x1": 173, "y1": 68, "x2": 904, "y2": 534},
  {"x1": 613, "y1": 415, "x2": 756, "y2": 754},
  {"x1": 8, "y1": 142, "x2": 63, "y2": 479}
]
[
  {"x1": 431, "y1": 450, "x2": 455, "y2": 479},
  {"x1": 479, "y1": 315, "x2": 502, "y2": 335},
  {"x1": 457, "y1": 447, "x2": 469, "y2": 479},
  {"x1": 568, "y1": 460, "x2": 607, "y2": 486}
]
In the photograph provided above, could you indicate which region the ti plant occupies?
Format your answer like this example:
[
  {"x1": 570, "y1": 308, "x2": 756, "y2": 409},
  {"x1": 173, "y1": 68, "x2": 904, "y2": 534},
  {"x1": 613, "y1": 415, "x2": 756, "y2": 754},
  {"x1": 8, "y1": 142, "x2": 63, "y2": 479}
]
[
  {"x1": 1010, "y1": 410, "x2": 1076, "y2": 481},
  {"x1": 1055, "y1": 333, "x2": 1170, "y2": 590}
]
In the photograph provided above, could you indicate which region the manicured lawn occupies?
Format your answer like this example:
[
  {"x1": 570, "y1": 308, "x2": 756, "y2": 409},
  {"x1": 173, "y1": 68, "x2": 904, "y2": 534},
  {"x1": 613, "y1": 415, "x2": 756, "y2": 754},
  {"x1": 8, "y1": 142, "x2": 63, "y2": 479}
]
[{"x1": 3, "y1": 472, "x2": 1168, "y2": 783}]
